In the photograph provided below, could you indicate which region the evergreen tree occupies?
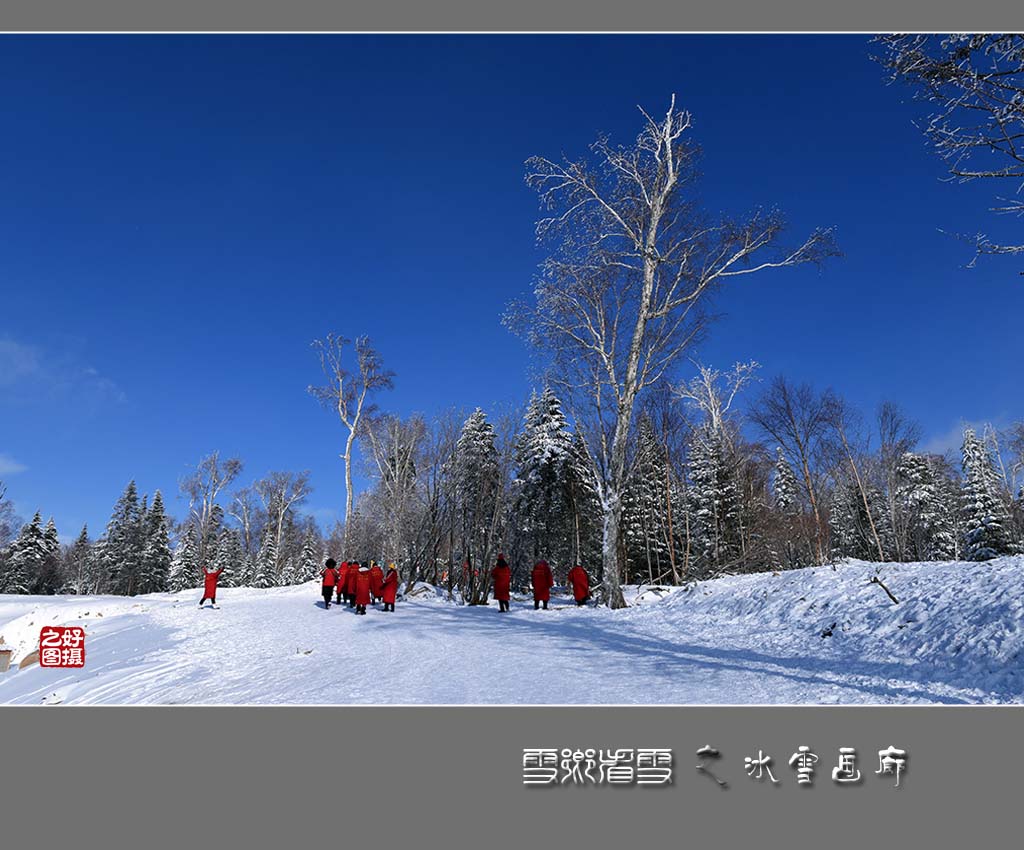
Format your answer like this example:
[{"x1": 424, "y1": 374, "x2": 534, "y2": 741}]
[
  {"x1": 688, "y1": 427, "x2": 741, "y2": 574},
  {"x1": 622, "y1": 416, "x2": 672, "y2": 584},
  {"x1": 168, "y1": 523, "x2": 201, "y2": 592},
  {"x1": 297, "y1": 535, "x2": 322, "y2": 584},
  {"x1": 511, "y1": 388, "x2": 574, "y2": 571},
  {"x1": 201, "y1": 503, "x2": 225, "y2": 570},
  {"x1": 212, "y1": 527, "x2": 245, "y2": 588},
  {"x1": 895, "y1": 452, "x2": 958, "y2": 561},
  {"x1": 565, "y1": 430, "x2": 604, "y2": 576},
  {"x1": 769, "y1": 447, "x2": 804, "y2": 570},
  {"x1": 961, "y1": 428, "x2": 1014, "y2": 560},
  {"x1": 63, "y1": 525, "x2": 94, "y2": 594},
  {"x1": 0, "y1": 481, "x2": 18, "y2": 549},
  {"x1": 251, "y1": 529, "x2": 279, "y2": 589},
  {"x1": 829, "y1": 476, "x2": 892, "y2": 561},
  {"x1": 31, "y1": 517, "x2": 64, "y2": 594},
  {"x1": 237, "y1": 553, "x2": 256, "y2": 588},
  {"x1": 277, "y1": 509, "x2": 310, "y2": 582},
  {"x1": 828, "y1": 478, "x2": 863, "y2": 560},
  {"x1": 101, "y1": 481, "x2": 145, "y2": 595},
  {"x1": 772, "y1": 448, "x2": 800, "y2": 514},
  {"x1": 138, "y1": 491, "x2": 172, "y2": 594},
  {"x1": 2, "y1": 511, "x2": 47, "y2": 594},
  {"x1": 453, "y1": 409, "x2": 501, "y2": 600},
  {"x1": 43, "y1": 517, "x2": 60, "y2": 556}
]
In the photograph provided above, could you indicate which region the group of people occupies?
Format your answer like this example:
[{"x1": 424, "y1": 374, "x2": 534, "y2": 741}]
[
  {"x1": 489, "y1": 556, "x2": 591, "y2": 612},
  {"x1": 319, "y1": 559, "x2": 399, "y2": 614},
  {"x1": 197, "y1": 554, "x2": 592, "y2": 613}
]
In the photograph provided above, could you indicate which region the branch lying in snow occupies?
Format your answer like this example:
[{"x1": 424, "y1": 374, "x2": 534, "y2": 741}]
[{"x1": 869, "y1": 575, "x2": 900, "y2": 605}]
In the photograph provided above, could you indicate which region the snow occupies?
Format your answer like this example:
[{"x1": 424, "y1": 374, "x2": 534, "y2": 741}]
[{"x1": 1, "y1": 556, "x2": 1022, "y2": 705}]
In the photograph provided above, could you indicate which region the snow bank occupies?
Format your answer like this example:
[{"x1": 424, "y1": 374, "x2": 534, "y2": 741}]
[
  {"x1": 0, "y1": 557, "x2": 1021, "y2": 705},
  {"x1": 660, "y1": 556, "x2": 1024, "y2": 700}
]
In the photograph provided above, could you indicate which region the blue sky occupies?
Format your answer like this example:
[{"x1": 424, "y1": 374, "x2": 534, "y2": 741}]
[{"x1": 1, "y1": 35, "x2": 1021, "y2": 539}]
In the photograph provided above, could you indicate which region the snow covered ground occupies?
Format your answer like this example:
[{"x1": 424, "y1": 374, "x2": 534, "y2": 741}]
[{"x1": 1, "y1": 556, "x2": 1022, "y2": 705}]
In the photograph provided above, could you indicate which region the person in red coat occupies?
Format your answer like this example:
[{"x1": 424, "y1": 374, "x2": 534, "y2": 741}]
[
  {"x1": 354, "y1": 564, "x2": 372, "y2": 615},
  {"x1": 198, "y1": 564, "x2": 223, "y2": 609},
  {"x1": 567, "y1": 564, "x2": 590, "y2": 606},
  {"x1": 336, "y1": 561, "x2": 350, "y2": 605},
  {"x1": 491, "y1": 555, "x2": 512, "y2": 613},
  {"x1": 531, "y1": 560, "x2": 554, "y2": 610},
  {"x1": 381, "y1": 563, "x2": 399, "y2": 612},
  {"x1": 320, "y1": 558, "x2": 339, "y2": 609},
  {"x1": 369, "y1": 562, "x2": 384, "y2": 604},
  {"x1": 345, "y1": 559, "x2": 359, "y2": 607}
]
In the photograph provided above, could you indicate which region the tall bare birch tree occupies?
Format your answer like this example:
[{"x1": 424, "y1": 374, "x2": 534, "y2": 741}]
[
  {"x1": 509, "y1": 96, "x2": 838, "y2": 607},
  {"x1": 255, "y1": 470, "x2": 312, "y2": 573},
  {"x1": 180, "y1": 451, "x2": 243, "y2": 564},
  {"x1": 309, "y1": 334, "x2": 394, "y2": 547},
  {"x1": 363, "y1": 413, "x2": 428, "y2": 565}
]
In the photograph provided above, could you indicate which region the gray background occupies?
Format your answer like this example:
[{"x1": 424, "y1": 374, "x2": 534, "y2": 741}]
[
  {"x1": 1, "y1": 706, "x2": 1020, "y2": 847},
  {"x1": 0, "y1": 0, "x2": 1019, "y2": 31}
]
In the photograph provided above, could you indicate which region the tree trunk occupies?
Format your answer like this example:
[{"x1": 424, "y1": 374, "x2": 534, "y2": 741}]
[
  {"x1": 798, "y1": 454, "x2": 825, "y2": 564},
  {"x1": 840, "y1": 431, "x2": 886, "y2": 562},
  {"x1": 570, "y1": 491, "x2": 582, "y2": 567},
  {"x1": 664, "y1": 464, "x2": 680, "y2": 584},
  {"x1": 342, "y1": 427, "x2": 357, "y2": 550},
  {"x1": 602, "y1": 487, "x2": 627, "y2": 608}
]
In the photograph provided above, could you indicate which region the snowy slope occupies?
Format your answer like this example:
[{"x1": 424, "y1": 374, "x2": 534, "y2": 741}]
[{"x1": 1, "y1": 557, "x2": 1022, "y2": 705}]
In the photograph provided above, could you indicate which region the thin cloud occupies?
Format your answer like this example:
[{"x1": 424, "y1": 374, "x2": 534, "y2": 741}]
[
  {"x1": 0, "y1": 337, "x2": 44, "y2": 387},
  {"x1": 0, "y1": 454, "x2": 28, "y2": 476},
  {"x1": 0, "y1": 335, "x2": 127, "y2": 410},
  {"x1": 921, "y1": 416, "x2": 1010, "y2": 457}
]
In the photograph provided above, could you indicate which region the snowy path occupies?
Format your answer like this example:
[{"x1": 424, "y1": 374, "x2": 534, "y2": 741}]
[{"x1": 1, "y1": 557, "x2": 1022, "y2": 705}]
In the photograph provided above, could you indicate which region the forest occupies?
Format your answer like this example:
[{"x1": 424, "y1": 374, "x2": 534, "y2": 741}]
[{"x1": 2, "y1": 34, "x2": 1022, "y2": 605}]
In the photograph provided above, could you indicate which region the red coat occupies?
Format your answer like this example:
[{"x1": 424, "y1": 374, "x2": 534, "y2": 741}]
[
  {"x1": 568, "y1": 565, "x2": 590, "y2": 601},
  {"x1": 381, "y1": 569, "x2": 399, "y2": 604},
  {"x1": 369, "y1": 566, "x2": 384, "y2": 598},
  {"x1": 531, "y1": 561, "x2": 554, "y2": 602},
  {"x1": 202, "y1": 568, "x2": 223, "y2": 596},
  {"x1": 337, "y1": 562, "x2": 350, "y2": 590},
  {"x1": 491, "y1": 563, "x2": 512, "y2": 601},
  {"x1": 321, "y1": 566, "x2": 338, "y2": 587},
  {"x1": 346, "y1": 565, "x2": 359, "y2": 595},
  {"x1": 355, "y1": 570, "x2": 372, "y2": 606}
]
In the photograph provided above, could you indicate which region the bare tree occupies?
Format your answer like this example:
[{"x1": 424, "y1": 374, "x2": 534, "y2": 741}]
[
  {"x1": 1007, "y1": 421, "x2": 1024, "y2": 496},
  {"x1": 309, "y1": 334, "x2": 395, "y2": 547},
  {"x1": 876, "y1": 401, "x2": 922, "y2": 561},
  {"x1": 675, "y1": 361, "x2": 762, "y2": 572},
  {"x1": 749, "y1": 378, "x2": 834, "y2": 564},
  {"x1": 419, "y1": 409, "x2": 464, "y2": 589},
  {"x1": 363, "y1": 413, "x2": 428, "y2": 564},
  {"x1": 179, "y1": 451, "x2": 243, "y2": 563},
  {"x1": 228, "y1": 484, "x2": 263, "y2": 557},
  {"x1": 825, "y1": 395, "x2": 886, "y2": 562},
  {"x1": 876, "y1": 34, "x2": 1024, "y2": 267},
  {"x1": 255, "y1": 470, "x2": 313, "y2": 573},
  {"x1": 511, "y1": 95, "x2": 837, "y2": 607},
  {"x1": 641, "y1": 383, "x2": 690, "y2": 584},
  {"x1": 0, "y1": 480, "x2": 18, "y2": 548},
  {"x1": 674, "y1": 360, "x2": 761, "y2": 439}
]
